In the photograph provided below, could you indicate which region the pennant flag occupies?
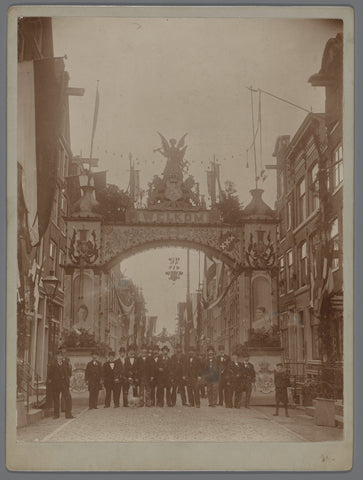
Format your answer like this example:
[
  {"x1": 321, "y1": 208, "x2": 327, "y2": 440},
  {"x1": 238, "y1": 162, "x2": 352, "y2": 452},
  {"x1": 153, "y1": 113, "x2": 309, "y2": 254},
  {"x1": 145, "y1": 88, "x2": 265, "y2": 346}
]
[
  {"x1": 18, "y1": 61, "x2": 39, "y2": 246},
  {"x1": 90, "y1": 83, "x2": 100, "y2": 159},
  {"x1": 202, "y1": 255, "x2": 216, "y2": 305},
  {"x1": 202, "y1": 255, "x2": 238, "y2": 310},
  {"x1": 314, "y1": 246, "x2": 335, "y2": 317},
  {"x1": 93, "y1": 170, "x2": 107, "y2": 197},
  {"x1": 34, "y1": 58, "x2": 65, "y2": 239},
  {"x1": 147, "y1": 316, "x2": 157, "y2": 339}
]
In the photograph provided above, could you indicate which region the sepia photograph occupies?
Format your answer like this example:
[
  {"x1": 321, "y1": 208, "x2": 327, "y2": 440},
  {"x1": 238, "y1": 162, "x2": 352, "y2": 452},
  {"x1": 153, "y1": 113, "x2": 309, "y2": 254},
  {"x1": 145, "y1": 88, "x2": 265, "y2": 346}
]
[{"x1": 7, "y1": 5, "x2": 353, "y2": 471}]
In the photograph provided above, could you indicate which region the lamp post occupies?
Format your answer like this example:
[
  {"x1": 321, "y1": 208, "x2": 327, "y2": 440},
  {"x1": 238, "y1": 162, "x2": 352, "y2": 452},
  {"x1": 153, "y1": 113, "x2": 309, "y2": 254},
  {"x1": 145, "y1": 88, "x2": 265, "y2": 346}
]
[{"x1": 42, "y1": 271, "x2": 60, "y2": 358}]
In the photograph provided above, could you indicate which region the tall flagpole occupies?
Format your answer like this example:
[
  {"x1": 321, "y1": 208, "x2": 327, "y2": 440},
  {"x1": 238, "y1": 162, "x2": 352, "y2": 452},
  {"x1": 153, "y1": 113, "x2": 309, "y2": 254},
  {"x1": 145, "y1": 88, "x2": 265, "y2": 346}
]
[
  {"x1": 248, "y1": 85, "x2": 258, "y2": 189},
  {"x1": 185, "y1": 248, "x2": 190, "y2": 352}
]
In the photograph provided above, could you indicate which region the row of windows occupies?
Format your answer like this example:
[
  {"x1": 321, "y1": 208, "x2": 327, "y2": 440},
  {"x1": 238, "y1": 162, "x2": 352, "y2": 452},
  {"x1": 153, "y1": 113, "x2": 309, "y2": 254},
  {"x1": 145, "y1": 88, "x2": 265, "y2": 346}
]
[
  {"x1": 279, "y1": 218, "x2": 340, "y2": 295},
  {"x1": 52, "y1": 186, "x2": 68, "y2": 233},
  {"x1": 280, "y1": 308, "x2": 343, "y2": 363},
  {"x1": 279, "y1": 144, "x2": 343, "y2": 234}
]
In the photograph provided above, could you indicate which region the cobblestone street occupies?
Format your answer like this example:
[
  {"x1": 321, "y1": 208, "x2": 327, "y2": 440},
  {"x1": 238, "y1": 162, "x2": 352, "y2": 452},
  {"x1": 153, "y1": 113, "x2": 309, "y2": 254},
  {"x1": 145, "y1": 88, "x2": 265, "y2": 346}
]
[{"x1": 17, "y1": 396, "x2": 343, "y2": 443}]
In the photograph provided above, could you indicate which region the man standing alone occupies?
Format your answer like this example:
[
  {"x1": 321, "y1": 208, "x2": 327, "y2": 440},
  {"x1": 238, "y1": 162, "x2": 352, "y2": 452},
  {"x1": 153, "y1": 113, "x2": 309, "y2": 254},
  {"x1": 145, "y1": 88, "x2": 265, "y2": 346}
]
[
  {"x1": 47, "y1": 350, "x2": 74, "y2": 419},
  {"x1": 273, "y1": 363, "x2": 290, "y2": 417}
]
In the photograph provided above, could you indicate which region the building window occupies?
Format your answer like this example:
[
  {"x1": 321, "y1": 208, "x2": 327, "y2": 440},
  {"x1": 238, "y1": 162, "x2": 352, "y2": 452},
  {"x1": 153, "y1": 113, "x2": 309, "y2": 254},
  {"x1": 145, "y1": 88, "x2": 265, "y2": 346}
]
[
  {"x1": 59, "y1": 250, "x2": 65, "y2": 290},
  {"x1": 60, "y1": 194, "x2": 67, "y2": 214},
  {"x1": 333, "y1": 144, "x2": 343, "y2": 189},
  {"x1": 287, "y1": 201, "x2": 293, "y2": 230},
  {"x1": 287, "y1": 249, "x2": 294, "y2": 292},
  {"x1": 49, "y1": 240, "x2": 57, "y2": 273},
  {"x1": 310, "y1": 232, "x2": 318, "y2": 280},
  {"x1": 52, "y1": 187, "x2": 59, "y2": 225},
  {"x1": 59, "y1": 194, "x2": 67, "y2": 234},
  {"x1": 309, "y1": 163, "x2": 319, "y2": 213},
  {"x1": 278, "y1": 171, "x2": 285, "y2": 199},
  {"x1": 330, "y1": 218, "x2": 340, "y2": 270},
  {"x1": 279, "y1": 257, "x2": 286, "y2": 295},
  {"x1": 36, "y1": 237, "x2": 44, "y2": 266},
  {"x1": 296, "y1": 311, "x2": 305, "y2": 361},
  {"x1": 298, "y1": 241, "x2": 308, "y2": 287},
  {"x1": 311, "y1": 324, "x2": 320, "y2": 360},
  {"x1": 297, "y1": 178, "x2": 306, "y2": 224}
]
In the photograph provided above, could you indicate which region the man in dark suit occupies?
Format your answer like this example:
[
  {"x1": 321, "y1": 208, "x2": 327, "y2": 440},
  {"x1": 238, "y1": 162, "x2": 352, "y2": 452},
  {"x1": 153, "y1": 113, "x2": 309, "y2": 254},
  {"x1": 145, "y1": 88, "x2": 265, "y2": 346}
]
[
  {"x1": 137, "y1": 344, "x2": 155, "y2": 407},
  {"x1": 59, "y1": 347, "x2": 72, "y2": 413},
  {"x1": 169, "y1": 344, "x2": 187, "y2": 407},
  {"x1": 183, "y1": 346, "x2": 201, "y2": 408},
  {"x1": 216, "y1": 344, "x2": 230, "y2": 406},
  {"x1": 201, "y1": 346, "x2": 220, "y2": 407},
  {"x1": 85, "y1": 350, "x2": 102, "y2": 409},
  {"x1": 103, "y1": 351, "x2": 122, "y2": 408},
  {"x1": 273, "y1": 363, "x2": 290, "y2": 417},
  {"x1": 47, "y1": 350, "x2": 74, "y2": 419},
  {"x1": 150, "y1": 345, "x2": 160, "y2": 406},
  {"x1": 115, "y1": 346, "x2": 129, "y2": 407},
  {"x1": 125, "y1": 344, "x2": 139, "y2": 399},
  {"x1": 225, "y1": 351, "x2": 243, "y2": 408},
  {"x1": 156, "y1": 345, "x2": 172, "y2": 407},
  {"x1": 239, "y1": 353, "x2": 256, "y2": 408}
]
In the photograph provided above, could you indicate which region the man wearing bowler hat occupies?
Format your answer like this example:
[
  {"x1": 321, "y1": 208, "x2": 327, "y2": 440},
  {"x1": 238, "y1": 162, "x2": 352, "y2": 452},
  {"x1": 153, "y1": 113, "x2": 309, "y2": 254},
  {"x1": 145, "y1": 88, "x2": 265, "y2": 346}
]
[
  {"x1": 216, "y1": 344, "x2": 230, "y2": 406},
  {"x1": 183, "y1": 346, "x2": 201, "y2": 408},
  {"x1": 156, "y1": 345, "x2": 172, "y2": 407},
  {"x1": 150, "y1": 345, "x2": 160, "y2": 406},
  {"x1": 239, "y1": 352, "x2": 256, "y2": 408},
  {"x1": 47, "y1": 350, "x2": 74, "y2": 419},
  {"x1": 115, "y1": 346, "x2": 129, "y2": 407},
  {"x1": 201, "y1": 345, "x2": 220, "y2": 407},
  {"x1": 85, "y1": 350, "x2": 102, "y2": 409}
]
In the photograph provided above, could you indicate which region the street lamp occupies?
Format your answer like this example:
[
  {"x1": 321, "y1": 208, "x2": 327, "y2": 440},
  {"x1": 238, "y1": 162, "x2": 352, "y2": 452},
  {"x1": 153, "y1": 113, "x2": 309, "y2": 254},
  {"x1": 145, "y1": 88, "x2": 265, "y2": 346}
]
[
  {"x1": 42, "y1": 271, "x2": 59, "y2": 299},
  {"x1": 42, "y1": 271, "x2": 60, "y2": 357}
]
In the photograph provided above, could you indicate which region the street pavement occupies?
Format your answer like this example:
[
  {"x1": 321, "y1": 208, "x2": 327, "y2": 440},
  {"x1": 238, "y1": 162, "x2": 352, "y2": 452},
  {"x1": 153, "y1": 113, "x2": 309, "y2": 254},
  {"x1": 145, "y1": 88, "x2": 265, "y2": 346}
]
[{"x1": 17, "y1": 396, "x2": 343, "y2": 443}]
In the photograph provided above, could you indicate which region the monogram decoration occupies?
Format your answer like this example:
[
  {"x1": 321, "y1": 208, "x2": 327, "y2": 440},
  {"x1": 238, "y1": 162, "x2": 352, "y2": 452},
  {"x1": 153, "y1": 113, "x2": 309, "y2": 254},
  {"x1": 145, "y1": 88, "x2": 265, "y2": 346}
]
[
  {"x1": 245, "y1": 230, "x2": 275, "y2": 268},
  {"x1": 69, "y1": 228, "x2": 99, "y2": 265}
]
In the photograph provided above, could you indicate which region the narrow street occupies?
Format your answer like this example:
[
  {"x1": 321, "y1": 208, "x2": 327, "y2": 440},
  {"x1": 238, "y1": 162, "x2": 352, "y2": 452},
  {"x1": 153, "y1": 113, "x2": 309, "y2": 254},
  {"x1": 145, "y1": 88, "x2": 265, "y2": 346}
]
[{"x1": 17, "y1": 396, "x2": 343, "y2": 443}]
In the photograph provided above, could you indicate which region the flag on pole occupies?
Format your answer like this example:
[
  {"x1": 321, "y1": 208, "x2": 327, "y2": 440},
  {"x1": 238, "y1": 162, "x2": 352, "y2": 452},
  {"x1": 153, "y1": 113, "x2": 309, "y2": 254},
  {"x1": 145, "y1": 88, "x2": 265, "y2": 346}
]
[
  {"x1": 90, "y1": 83, "x2": 100, "y2": 159},
  {"x1": 202, "y1": 256, "x2": 238, "y2": 310}
]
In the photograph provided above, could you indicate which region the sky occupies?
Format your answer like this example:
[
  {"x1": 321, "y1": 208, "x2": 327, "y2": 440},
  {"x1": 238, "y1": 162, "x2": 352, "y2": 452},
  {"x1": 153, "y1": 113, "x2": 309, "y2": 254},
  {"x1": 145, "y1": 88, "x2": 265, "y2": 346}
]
[{"x1": 52, "y1": 16, "x2": 342, "y2": 333}]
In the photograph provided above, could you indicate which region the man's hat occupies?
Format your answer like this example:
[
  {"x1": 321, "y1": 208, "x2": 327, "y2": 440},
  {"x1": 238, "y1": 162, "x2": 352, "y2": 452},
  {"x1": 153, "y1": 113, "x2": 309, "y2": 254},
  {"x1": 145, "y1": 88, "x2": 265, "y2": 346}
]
[
  {"x1": 119, "y1": 346, "x2": 126, "y2": 353},
  {"x1": 140, "y1": 344, "x2": 148, "y2": 350},
  {"x1": 152, "y1": 344, "x2": 160, "y2": 351},
  {"x1": 218, "y1": 344, "x2": 225, "y2": 351},
  {"x1": 161, "y1": 345, "x2": 170, "y2": 352},
  {"x1": 207, "y1": 345, "x2": 215, "y2": 353},
  {"x1": 109, "y1": 351, "x2": 116, "y2": 357},
  {"x1": 128, "y1": 344, "x2": 136, "y2": 351},
  {"x1": 276, "y1": 363, "x2": 283, "y2": 367}
]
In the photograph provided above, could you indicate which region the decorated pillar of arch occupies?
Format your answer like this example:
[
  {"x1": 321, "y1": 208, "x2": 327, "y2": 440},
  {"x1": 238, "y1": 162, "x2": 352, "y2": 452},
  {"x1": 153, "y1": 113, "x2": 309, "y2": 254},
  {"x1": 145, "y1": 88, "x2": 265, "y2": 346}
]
[
  {"x1": 64, "y1": 179, "x2": 103, "y2": 337},
  {"x1": 242, "y1": 188, "x2": 279, "y2": 338}
]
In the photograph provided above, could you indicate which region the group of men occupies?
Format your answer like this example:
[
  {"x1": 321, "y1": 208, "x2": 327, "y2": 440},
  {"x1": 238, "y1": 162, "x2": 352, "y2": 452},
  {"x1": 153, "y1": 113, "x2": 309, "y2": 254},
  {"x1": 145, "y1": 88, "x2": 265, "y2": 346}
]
[
  {"x1": 46, "y1": 343, "x2": 290, "y2": 419},
  {"x1": 84, "y1": 344, "x2": 259, "y2": 410}
]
